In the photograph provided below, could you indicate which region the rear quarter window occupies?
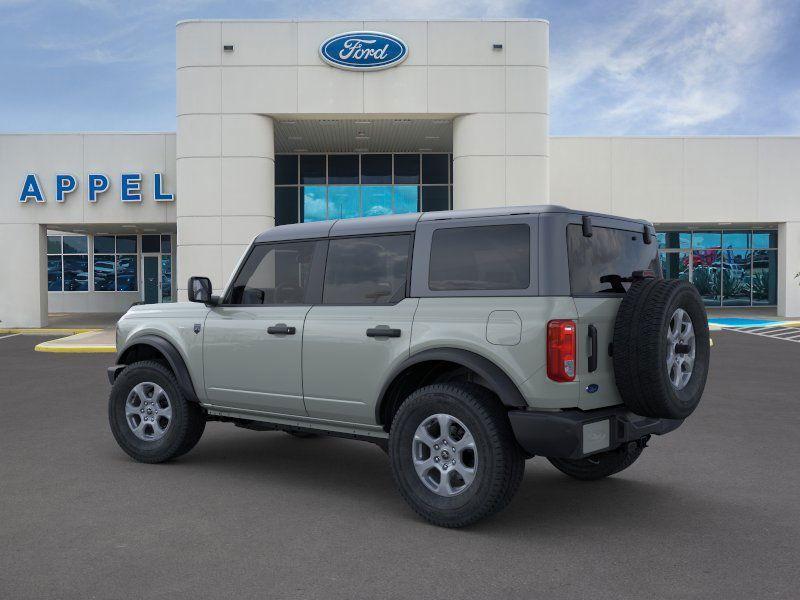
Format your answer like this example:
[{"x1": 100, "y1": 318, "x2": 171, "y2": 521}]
[
  {"x1": 428, "y1": 224, "x2": 530, "y2": 291},
  {"x1": 567, "y1": 224, "x2": 660, "y2": 294}
]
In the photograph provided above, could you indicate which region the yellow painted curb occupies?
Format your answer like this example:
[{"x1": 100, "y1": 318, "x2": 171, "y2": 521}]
[
  {"x1": 0, "y1": 328, "x2": 100, "y2": 335},
  {"x1": 34, "y1": 343, "x2": 116, "y2": 354}
]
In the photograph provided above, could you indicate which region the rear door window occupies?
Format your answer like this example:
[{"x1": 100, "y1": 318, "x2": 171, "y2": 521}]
[
  {"x1": 567, "y1": 224, "x2": 660, "y2": 294},
  {"x1": 428, "y1": 224, "x2": 530, "y2": 291},
  {"x1": 323, "y1": 235, "x2": 411, "y2": 304}
]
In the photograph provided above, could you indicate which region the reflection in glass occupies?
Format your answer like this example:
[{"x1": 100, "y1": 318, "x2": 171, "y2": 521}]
[
  {"x1": 47, "y1": 235, "x2": 62, "y2": 254},
  {"x1": 657, "y1": 231, "x2": 690, "y2": 249},
  {"x1": 48, "y1": 256, "x2": 62, "y2": 291},
  {"x1": 161, "y1": 235, "x2": 172, "y2": 254},
  {"x1": 394, "y1": 154, "x2": 420, "y2": 184},
  {"x1": 302, "y1": 186, "x2": 327, "y2": 222},
  {"x1": 691, "y1": 250, "x2": 721, "y2": 306},
  {"x1": 692, "y1": 231, "x2": 721, "y2": 249},
  {"x1": 94, "y1": 235, "x2": 115, "y2": 253},
  {"x1": 394, "y1": 186, "x2": 419, "y2": 214},
  {"x1": 421, "y1": 186, "x2": 449, "y2": 212},
  {"x1": 362, "y1": 186, "x2": 392, "y2": 216},
  {"x1": 328, "y1": 155, "x2": 359, "y2": 184},
  {"x1": 63, "y1": 235, "x2": 88, "y2": 254},
  {"x1": 753, "y1": 250, "x2": 777, "y2": 305},
  {"x1": 722, "y1": 249, "x2": 751, "y2": 306},
  {"x1": 116, "y1": 235, "x2": 137, "y2": 254},
  {"x1": 94, "y1": 255, "x2": 116, "y2": 291},
  {"x1": 752, "y1": 230, "x2": 778, "y2": 249},
  {"x1": 162, "y1": 255, "x2": 172, "y2": 301},
  {"x1": 117, "y1": 255, "x2": 138, "y2": 291},
  {"x1": 361, "y1": 154, "x2": 392, "y2": 184},
  {"x1": 722, "y1": 231, "x2": 750, "y2": 249},
  {"x1": 659, "y1": 251, "x2": 690, "y2": 281},
  {"x1": 328, "y1": 186, "x2": 360, "y2": 219},
  {"x1": 63, "y1": 255, "x2": 89, "y2": 291},
  {"x1": 300, "y1": 155, "x2": 325, "y2": 184}
]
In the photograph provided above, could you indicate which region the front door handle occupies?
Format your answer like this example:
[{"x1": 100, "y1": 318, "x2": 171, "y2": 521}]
[
  {"x1": 587, "y1": 324, "x2": 598, "y2": 373},
  {"x1": 267, "y1": 323, "x2": 296, "y2": 335},
  {"x1": 366, "y1": 326, "x2": 401, "y2": 338}
]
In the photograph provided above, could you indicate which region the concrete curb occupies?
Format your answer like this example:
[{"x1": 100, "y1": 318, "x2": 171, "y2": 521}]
[
  {"x1": 34, "y1": 343, "x2": 116, "y2": 354},
  {"x1": 0, "y1": 328, "x2": 100, "y2": 335}
]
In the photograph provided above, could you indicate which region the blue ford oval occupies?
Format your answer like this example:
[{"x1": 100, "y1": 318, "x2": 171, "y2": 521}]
[{"x1": 319, "y1": 31, "x2": 408, "y2": 71}]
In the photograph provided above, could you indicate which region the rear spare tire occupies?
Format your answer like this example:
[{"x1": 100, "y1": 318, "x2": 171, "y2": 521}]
[{"x1": 613, "y1": 279, "x2": 709, "y2": 419}]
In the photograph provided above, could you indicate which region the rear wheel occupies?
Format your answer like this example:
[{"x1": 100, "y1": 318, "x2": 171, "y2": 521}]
[
  {"x1": 548, "y1": 439, "x2": 646, "y2": 481},
  {"x1": 108, "y1": 360, "x2": 205, "y2": 463},
  {"x1": 389, "y1": 383, "x2": 524, "y2": 528}
]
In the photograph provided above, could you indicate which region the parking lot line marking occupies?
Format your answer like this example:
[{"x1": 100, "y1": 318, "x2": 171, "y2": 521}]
[{"x1": 0, "y1": 333, "x2": 21, "y2": 341}]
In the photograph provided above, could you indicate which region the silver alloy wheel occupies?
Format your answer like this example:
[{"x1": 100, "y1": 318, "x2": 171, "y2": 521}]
[
  {"x1": 412, "y1": 413, "x2": 478, "y2": 497},
  {"x1": 125, "y1": 382, "x2": 172, "y2": 441},
  {"x1": 666, "y1": 308, "x2": 696, "y2": 390}
]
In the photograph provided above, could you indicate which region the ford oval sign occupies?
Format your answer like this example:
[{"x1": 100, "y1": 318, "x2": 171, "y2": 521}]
[{"x1": 319, "y1": 31, "x2": 408, "y2": 71}]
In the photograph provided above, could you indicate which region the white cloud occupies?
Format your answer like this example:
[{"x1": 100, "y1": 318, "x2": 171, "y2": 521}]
[{"x1": 551, "y1": 0, "x2": 791, "y2": 133}]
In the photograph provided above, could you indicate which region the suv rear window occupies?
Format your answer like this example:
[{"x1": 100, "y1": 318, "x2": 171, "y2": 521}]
[
  {"x1": 428, "y1": 224, "x2": 530, "y2": 291},
  {"x1": 567, "y1": 224, "x2": 660, "y2": 294},
  {"x1": 323, "y1": 235, "x2": 410, "y2": 304}
]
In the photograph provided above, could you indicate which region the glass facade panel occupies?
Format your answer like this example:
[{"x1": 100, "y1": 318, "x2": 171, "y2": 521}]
[
  {"x1": 660, "y1": 251, "x2": 690, "y2": 280},
  {"x1": 421, "y1": 186, "x2": 449, "y2": 212},
  {"x1": 161, "y1": 255, "x2": 172, "y2": 301},
  {"x1": 692, "y1": 231, "x2": 721, "y2": 249},
  {"x1": 328, "y1": 186, "x2": 360, "y2": 219},
  {"x1": 300, "y1": 155, "x2": 325, "y2": 184},
  {"x1": 116, "y1": 235, "x2": 137, "y2": 254},
  {"x1": 422, "y1": 154, "x2": 449, "y2": 184},
  {"x1": 722, "y1": 249, "x2": 751, "y2": 306},
  {"x1": 47, "y1": 235, "x2": 62, "y2": 254},
  {"x1": 94, "y1": 235, "x2": 115, "y2": 253},
  {"x1": 394, "y1": 186, "x2": 419, "y2": 214},
  {"x1": 302, "y1": 186, "x2": 327, "y2": 222},
  {"x1": 47, "y1": 256, "x2": 62, "y2": 291},
  {"x1": 116, "y1": 255, "x2": 137, "y2": 291},
  {"x1": 161, "y1": 235, "x2": 172, "y2": 254},
  {"x1": 275, "y1": 187, "x2": 299, "y2": 225},
  {"x1": 93, "y1": 255, "x2": 116, "y2": 291},
  {"x1": 657, "y1": 231, "x2": 691, "y2": 249},
  {"x1": 141, "y1": 234, "x2": 160, "y2": 253},
  {"x1": 692, "y1": 250, "x2": 721, "y2": 306},
  {"x1": 275, "y1": 154, "x2": 298, "y2": 185},
  {"x1": 328, "y1": 155, "x2": 359, "y2": 184},
  {"x1": 752, "y1": 230, "x2": 778, "y2": 249},
  {"x1": 63, "y1": 235, "x2": 88, "y2": 254},
  {"x1": 362, "y1": 186, "x2": 392, "y2": 216},
  {"x1": 394, "y1": 154, "x2": 420, "y2": 184},
  {"x1": 722, "y1": 231, "x2": 750, "y2": 249},
  {"x1": 753, "y1": 250, "x2": 778, "y2": 305},
  {"x1": 63, "y1": 255, "x2": 89, "y2": 291},
  {"x1": 361, "y1": 154, "x2": 392, "y2": 184}
]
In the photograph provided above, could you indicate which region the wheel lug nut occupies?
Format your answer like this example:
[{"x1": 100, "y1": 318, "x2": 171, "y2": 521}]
[
  {"x1": 443, "y1": 464, "x2": 449, "y2": 470},
  {"x1": 452, "y1": 459, "x2": 456, "y2": 465},
  {"x1": 433, "y1": 444, "x2": 439, "y2": 450},
  {"x1": 434, "y1": 457, "x2": 440, "y2": 462}
]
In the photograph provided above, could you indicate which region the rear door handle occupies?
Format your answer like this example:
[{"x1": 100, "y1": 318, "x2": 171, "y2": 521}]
[
  {"x1": 588, "y1": 324, "x2": 598, "y2": 373},
  {"x1": 366, "y1": 326, "x2": 401, "y2": 338},
  {"x1": 267, "y1": 323, "x2": 296, "y2": 335}
]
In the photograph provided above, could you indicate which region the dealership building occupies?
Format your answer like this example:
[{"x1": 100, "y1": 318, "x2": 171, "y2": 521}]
[{"x1": 1, "y1": 18, "x2": 799, "y2": 327}]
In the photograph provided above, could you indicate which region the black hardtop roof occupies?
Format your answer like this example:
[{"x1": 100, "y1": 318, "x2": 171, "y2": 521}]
[{"x1": 253, "y1": 204, "x2": 652, "y2": 244}]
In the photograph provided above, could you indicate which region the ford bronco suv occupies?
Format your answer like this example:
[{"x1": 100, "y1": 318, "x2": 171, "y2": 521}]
[{"x1": 108, "y1": 205, "x2": 709, "y2": 528}]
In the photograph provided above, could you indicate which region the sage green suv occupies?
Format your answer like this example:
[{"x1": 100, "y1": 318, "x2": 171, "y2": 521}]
[{"x1": 108, "y1": 205, "x2": 709, "y2": 528}]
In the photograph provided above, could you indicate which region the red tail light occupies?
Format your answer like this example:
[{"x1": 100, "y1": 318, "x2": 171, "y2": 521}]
[{"x1": 547, "y1": 320, "x2": 576, "y2": 382}]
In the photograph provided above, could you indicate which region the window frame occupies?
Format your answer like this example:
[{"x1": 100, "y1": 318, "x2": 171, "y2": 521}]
[
  {"x1": 321, "y1": 232, "x2": 414, "y2": 306},
  {"x1": 219, "y1": 239, "x2": 327, "y2": 307},
  {"x1": 47, "y1": 234, "x2": 90, "y2": 293},
  {"x1": 411, "y1": 216, "x2": 539, "y2": 298},
  {"x1": 93, "y1": 235, "x2": 139, "y2": 293}
]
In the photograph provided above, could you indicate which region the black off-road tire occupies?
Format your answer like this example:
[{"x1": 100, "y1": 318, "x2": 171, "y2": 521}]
[
  {"x1": 108, "y1": 360, "x2": 206, "y2": 463},
  {"x1": 389, "y1": 383, "x2": 525, "y2": 528},
  {"x1": 613, "y1": 279, "x2": 710, "y2": 419},
  {"x1": 548, "y1": 439, "x2": 646, "y2": 481}
]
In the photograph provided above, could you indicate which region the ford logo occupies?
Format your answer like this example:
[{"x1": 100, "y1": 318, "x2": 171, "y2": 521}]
[{"x1": 319, "y1": 31, "x2": 408, "y2": 71}]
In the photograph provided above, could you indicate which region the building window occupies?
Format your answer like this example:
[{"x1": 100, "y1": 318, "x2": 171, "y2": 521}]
[
  {"x1": 47, "y1": 235, "x2": 88, "y2": 292},
  {"x1": 93, "y1": 235, "x2": 138, "y2": 292},
  {"x1": 275, "y1": 153, "x2": 454, "y2": 225},
  {"x1": 657, "y1": 229, "x2": 778, "y2": 307}
]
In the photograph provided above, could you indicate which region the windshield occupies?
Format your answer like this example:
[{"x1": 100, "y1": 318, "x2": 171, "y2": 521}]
[{"x1": 567, "y1": 224, "x2": 660, "y2": 294}]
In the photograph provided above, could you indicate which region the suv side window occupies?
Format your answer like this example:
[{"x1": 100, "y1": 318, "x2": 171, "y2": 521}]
[
  {"x1": 428, "y1": 224, "x2": 530, "y2": 291},
  {"x1": 566, "y1": 224, "x2": 660, "y2": 294},
  {"x1": 227, "y1": 241, "x2": 317, "y2": 305},
  {"x1": 323, "y1": 235, "x2": 410, "y2": 305}
]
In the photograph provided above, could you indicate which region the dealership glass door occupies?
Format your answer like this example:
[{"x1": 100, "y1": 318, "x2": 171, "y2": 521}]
[{"x1": 140, "y1": 234, "x2": 174, "y2": 304}]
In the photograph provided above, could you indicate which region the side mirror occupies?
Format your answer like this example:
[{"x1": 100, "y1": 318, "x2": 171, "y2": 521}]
[{"x1": 188, "y1": 276, "x2": 216, "y2": 305}]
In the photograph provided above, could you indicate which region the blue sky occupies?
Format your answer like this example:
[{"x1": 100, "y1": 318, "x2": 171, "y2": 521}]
[{"x1": 1, "y1": 0, "x2": 798, "y2": 135}]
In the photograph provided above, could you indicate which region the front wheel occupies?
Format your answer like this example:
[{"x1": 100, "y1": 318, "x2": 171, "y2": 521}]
[
  {"x1": 389, "y1": 383, "x2": 524, "y2": 528},
  {"x1": 108, "y1": 360, "x2": 206, "y2": 463}
]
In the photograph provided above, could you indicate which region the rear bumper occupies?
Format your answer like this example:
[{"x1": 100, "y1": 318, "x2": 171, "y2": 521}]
[{"x1": 508, "y1": 405, "x2": 683, "y2": 460}]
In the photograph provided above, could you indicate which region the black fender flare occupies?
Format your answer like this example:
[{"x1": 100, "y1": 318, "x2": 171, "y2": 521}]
[
  {"x1": 376, "y1": 347, "x2": 527, "y2": 423},
  {"x1": 113, "y1": 335, "x2": 199, "y2": 403}
]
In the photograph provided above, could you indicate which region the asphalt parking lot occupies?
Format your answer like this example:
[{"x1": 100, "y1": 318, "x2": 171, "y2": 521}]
[{"x1": 1, "y1": 331, "x2": 799, "y2": 599}]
